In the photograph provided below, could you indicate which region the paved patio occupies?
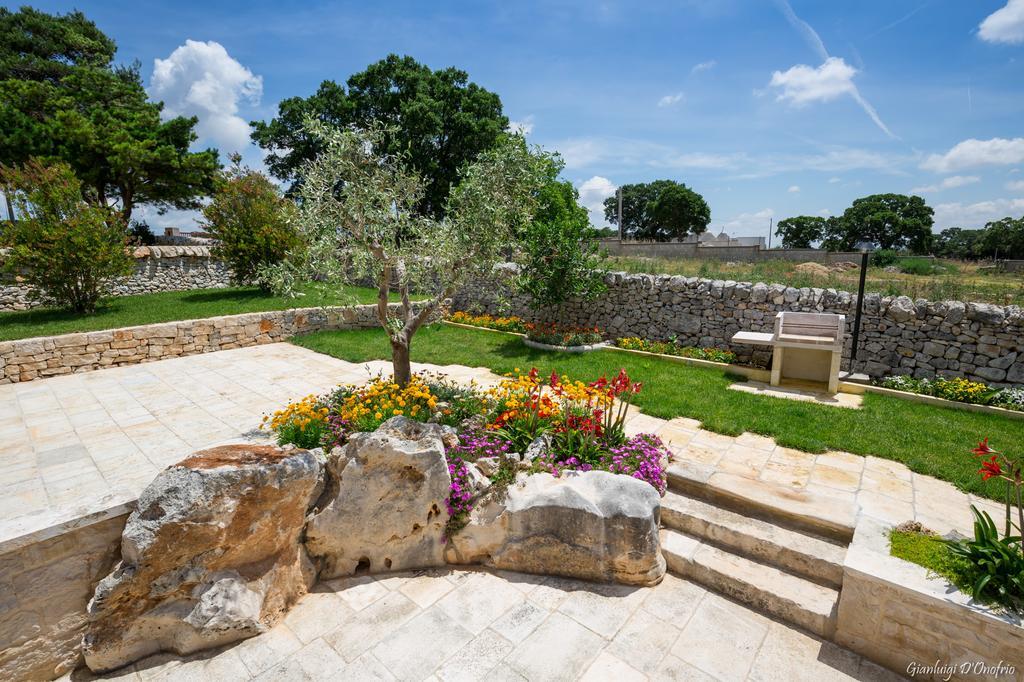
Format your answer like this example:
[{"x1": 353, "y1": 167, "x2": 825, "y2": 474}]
[{"x1": 61, "y1": 567, "x2": 901, "y2": 682}]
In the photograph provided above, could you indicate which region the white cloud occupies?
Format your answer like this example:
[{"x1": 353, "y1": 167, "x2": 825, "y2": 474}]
[
  {"x1": 150, "y1": 40, "x2": 262, "y2": 154},
  {"x1": 787, "y1": 185, "x2": 800, "y2": 193},
  {"x1": 817, "y1": 208, "x2": 832, "y2": 216},
  {"x1": 577, "y1": 176, "x2": 618, "y2": 226},
  {"x1": 133, "y1": 205, "x2": 204, "y2": 232},
  {"x1": 657, "y1": 92, "x2": 684, "y2": 107},
  {"x1": 658, "y1": 152, "x2": 744, "y2": 169},
  {"x1": 979, "y1": 0, "x2": 1024, "y2": 44},
  {"x1": 691, "y1": 60, "x2": 716, "y2": 74},
  {"x1": 556, "y1": 139, "x2": 608, "y2": 169},
  {"x1": 772, "y1": 1, "x2": 896, "y2": 138},
  {"x1": 828, "y1": 177, "x2": 841, "y2": 183},
  {"x1": 719, "y1": 208, "x2": 775, "y2": 237},
  {"x1": 769, "y1": 57, "x2": 857, "y2": 106},
  {"x1": 921, "y1": 137, "x2": 1024, "y2": 172},
  {"x1": 1007, "y1": 179, "x2": 1024, "y2": 191},
  {"x1": 508, "y1": 115, "x2": 534, "y2": 135},
  {"x1": 933, "y1": 198, "x2": 1024, "y2": 228},
  {"x1": 909, "y1": 175, "x2": 981, "y2": 193}
]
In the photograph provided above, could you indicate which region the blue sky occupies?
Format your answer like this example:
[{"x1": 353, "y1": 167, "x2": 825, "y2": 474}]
[{"x1": 17, "y1": 0, "x2": 1024, "y2": 235}]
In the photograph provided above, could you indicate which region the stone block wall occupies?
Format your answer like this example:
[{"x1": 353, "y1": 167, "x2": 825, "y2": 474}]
[
  {"x1": 0, "y1": 246, "x2": 230, "y2": 311},
  {"x1": 0, "y1": 512, "x2": 127, "y2": 681},
  {"x1": 0, "y1": 304, "x2": 388, "y2": 384},
  {"x1": 451, "y1": 268, "x2": 1024, "y2": 386}
]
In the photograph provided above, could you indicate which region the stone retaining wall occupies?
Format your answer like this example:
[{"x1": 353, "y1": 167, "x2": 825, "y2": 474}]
[
  {"x1": 0, "y1": 246, "x2": 230, "y2": 311},
  {"x1": 451, "y1": 267, "x2": 1024, "y2": 386},
  {"x1": 0, "y1": 509, "x2": 128, "y2": 681},
  {"x1": 0, "y1": 304, "x2": 387, "y2": 384}
]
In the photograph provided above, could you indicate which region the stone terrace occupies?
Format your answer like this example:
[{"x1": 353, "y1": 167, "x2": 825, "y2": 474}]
[{"x1": 59, "y1": 567, "x2": 901, "y2": 681}]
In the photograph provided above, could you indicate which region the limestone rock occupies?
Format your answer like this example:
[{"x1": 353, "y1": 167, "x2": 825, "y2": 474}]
[
  {"x1": 445, "y1": 470, "x2": 665, "y2": 586},
  {"x1": 83, "y1": 444, "x2": 324, "y2": 673},
  {"x1": 305, "y1": 416, "x2": 452, "y2": 578}
]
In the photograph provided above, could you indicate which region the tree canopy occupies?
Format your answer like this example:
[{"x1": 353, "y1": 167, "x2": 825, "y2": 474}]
[
  {"x1": 601, "y1": 179, "x2": 710, "y2": 241},
  {"x1": 821, "y1": 193, "x2": 934, "y2": 253},
  {"x1": 251, "y1": 54, "x2": 508, "y2": 218},
  {"x1": 0, "y1": 6, "x2": 218, "y2": 223},
  {"x1": 774, "y1": 215, "x2": 826, "y2": 249}
]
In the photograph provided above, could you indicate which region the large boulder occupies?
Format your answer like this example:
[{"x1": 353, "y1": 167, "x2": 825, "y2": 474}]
[
  {"x1": 83, "y1": 444, "x2": 324, "y2": 673},
  {"x1": 445, "y1": 470, "x2": 665, "y2": 586},
  {"x1": 305, "y1": 417, "x2": 453, "y2": 578}
]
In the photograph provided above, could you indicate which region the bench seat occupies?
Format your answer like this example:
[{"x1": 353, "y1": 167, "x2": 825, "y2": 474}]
[
  {"x1": 777, "y1": 332, "x2": 836, "y2": 347},
  {"x1": 731, "y1": 331, "x2": 775, "y2": 346}
]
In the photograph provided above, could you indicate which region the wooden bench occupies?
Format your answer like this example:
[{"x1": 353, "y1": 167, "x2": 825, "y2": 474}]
[{"x1": 731, "y1": 312, "x2": 846, "y2": 393}]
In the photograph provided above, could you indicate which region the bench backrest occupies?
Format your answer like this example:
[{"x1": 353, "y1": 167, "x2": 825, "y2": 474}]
[{"x1": 774, "y1": 312, "x2": 845, "y2": 342}]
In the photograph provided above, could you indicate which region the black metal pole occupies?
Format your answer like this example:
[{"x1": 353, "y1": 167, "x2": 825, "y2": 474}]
[{"x1": 848, "y1": 250, "x2": 869, "y2": 374}]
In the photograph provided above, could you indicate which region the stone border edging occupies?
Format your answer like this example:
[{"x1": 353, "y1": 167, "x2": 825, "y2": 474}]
[
  {"x1": 522, "y1": 338, "x2": 609, "y2": 353},
  {"x1": 835, "y1": 515, "x2": 1024, "y2": 673},
  {"x1": 852, "y1": 383, "x2": 1024, "y2": 422}
]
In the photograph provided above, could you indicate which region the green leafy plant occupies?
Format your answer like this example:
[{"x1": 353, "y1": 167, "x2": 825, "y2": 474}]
[
  {"x1": 202, "y1": 154, "x2": 300, "y2": 289},
  {"x1": 0, "y1": 159, "x2": 133, "y2": 313},
  {"x1": 945, "y1": 506, "x2": 1024, "y2": 612},
  {"x1": 525, "y1": 322, "x2": 602, "y2": 346}
]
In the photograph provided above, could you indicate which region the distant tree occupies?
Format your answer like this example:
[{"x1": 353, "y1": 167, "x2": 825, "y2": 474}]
[
  {"x1": 202, "y1": 154, "x2": 300, "y2": 289},
  {"x1": 1, "y1": 159, "x2": 132, "y2": 313},
  {"x1": 934, "y1": 227, "x2": 983, "y2": 260},
  {"x1": 822, "y1": 194, "x2": 934, "y2": 253},
  {"x1": 602, "y1": 180, "x2": 710, "y2": 242},
  {"x1": 264, "y1": 125, "x2": 549, "y2": 386},
  {"x1": 251, "y1": 54, "x2": 508, "y2": 218},
  {"x1": 775, "y1": 216, "x2": 826, "y2": 249},
  {"x1": 0, "y1": 7, "x2": 219, "y2": 223},
  {"x1": 128, "y1": 220, "x2": 155, "y2": 246},
  {"x1": 516, "y1": 169, "x2": 606, "y2": 316},
  {"x1": 977, "y1": 217, "x2": 1024, "y2": 260}
]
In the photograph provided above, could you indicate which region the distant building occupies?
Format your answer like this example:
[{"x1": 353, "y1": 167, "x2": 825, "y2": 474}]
[
  {"x1": 682, "y1": 230, "x2": 766, "y2": 248},
  {"x1": 163, "y1": 227, "x2": 181, "y2": 237}
]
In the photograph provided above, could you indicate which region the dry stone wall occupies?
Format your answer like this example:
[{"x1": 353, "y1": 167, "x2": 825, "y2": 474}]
[
  {"x1": 0, "y1": 304, "x2": 387, "y2": 384},
  {"x1": 0, "y1": 246, "x2": 230, "y2": 311},
  {"x1": 451, "y1": 267, "x2": 1024, "y2": 386}
]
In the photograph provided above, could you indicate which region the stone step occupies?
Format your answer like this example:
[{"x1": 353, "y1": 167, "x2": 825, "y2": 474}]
[
  {"x1": 660, "y1": 490, "x2": 846, "y2": 588},
  {"x1": 666, "y1": 464, "x2": 857, "y2": 543},
  {"x1": 661, "y1": 528, "x2": 839, "y2": 639}
]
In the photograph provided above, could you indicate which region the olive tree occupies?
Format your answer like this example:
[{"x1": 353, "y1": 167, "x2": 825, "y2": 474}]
[{"x1": 267, "y1": 123, "x2": 550, "y2": 386}]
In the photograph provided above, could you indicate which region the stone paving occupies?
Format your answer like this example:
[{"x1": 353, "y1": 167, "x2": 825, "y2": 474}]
[{"x1": 61, "y1": 567, "x2": 901, "y2": 682}]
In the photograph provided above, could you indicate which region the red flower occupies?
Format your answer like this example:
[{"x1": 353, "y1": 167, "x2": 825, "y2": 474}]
[
  {"x1": 980, "y1": 455, "x2": 1003, "y2": 481},
  {"x1": 549, "y1": 370, "x2": 560, "y2": 389},
  {"x1": 972, "y1": 438, "x2": 994, "y2": 458}
]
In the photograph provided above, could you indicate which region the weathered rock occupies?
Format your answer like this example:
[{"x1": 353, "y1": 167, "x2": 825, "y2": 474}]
[
  {"x1": 305, "y1": 417, "x2": 452, "y2": 578},
  {"x1": 83, "y1": 444, "x2": 324, "y2": 673},
  {"x1": 475, "y1": 456, "x2": 500, "y2": 476},
  {"x1": 521, "y1": 433, "x2": 551, "y2": 464},
  {"x1": 445, "y1": 470, "x2": 665, "y2": 586}
]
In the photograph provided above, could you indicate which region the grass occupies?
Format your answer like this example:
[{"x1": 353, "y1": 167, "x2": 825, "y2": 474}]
[
  {"x1": 0, "y1": 284, "x2": 407, "y2": 342},
  {"x1": 292, "y1": 323, "x2": 1019, "y2": 501},
  {"x1": 889, "y1": 528, "x2": 972, "y2": 587},
  {"x1": 605, "y1": 255, "x2": 1024, "y2": 306}
]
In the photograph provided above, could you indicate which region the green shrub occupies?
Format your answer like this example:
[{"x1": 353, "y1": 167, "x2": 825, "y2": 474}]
[
  {"x1": 202, "y1": 154, "x2": 300, "y2": 289},
  {"x1": 128, "y1": 221, "x2": 156, "y2": 246},
  {"x1": 946, "y1": 507, "x2": 1024, "y2": 613},
  {"x1": 0, "y1": 159, "x2": 133, "y2": 313},
  {"x1": 898, "y1": 257, "x2": 941, "y2": 276},
  {"x1": 871, "y1": 249, "x2": 899, "y2": 267}
]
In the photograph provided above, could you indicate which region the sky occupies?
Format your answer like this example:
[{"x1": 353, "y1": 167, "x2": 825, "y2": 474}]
[{"x1": 13, "y1": 0, "x2": 1024, "y2": 236}]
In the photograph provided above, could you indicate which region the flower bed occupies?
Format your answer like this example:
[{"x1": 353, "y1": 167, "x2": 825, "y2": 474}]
[
  {"x1": 876, "y1": 375, "x2": 1024, "y2": 413},
  {"x1": 524, "y1": 322, "x2": 603, "y2": 347},
  {"x1": 614, "y1": 337, "x2": 737, "y2": 364},
  {"x1": 447, "y1": 311, "x2": 526, "y2": 333},
  {"x1": 263, "y1": 366, "x2": 670, "y2": 538}
]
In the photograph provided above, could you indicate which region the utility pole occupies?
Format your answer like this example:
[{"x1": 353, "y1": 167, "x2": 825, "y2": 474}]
[
  {"x1": 768, "y1": 217, "x2": 773, "y2": 249},
  {"x1": 617, "y1": 187, "x2": 623, "y2": 242}
]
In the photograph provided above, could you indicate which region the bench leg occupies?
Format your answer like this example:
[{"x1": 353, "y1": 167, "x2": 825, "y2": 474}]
[
  {"x1": 770, "y1": 346, "x2": 783, "y2": 386},
  {"x1": 828, "y1": 351, "x2": 842, "y2": 394}
]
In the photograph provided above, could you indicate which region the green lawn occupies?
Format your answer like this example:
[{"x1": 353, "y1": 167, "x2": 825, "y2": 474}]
[
  {"x1": 293, "y1": 323, "x2": 1017, "y2": 501},
  {"x1": 0, "y1": 285, "x2": 397, "y2": 341}
]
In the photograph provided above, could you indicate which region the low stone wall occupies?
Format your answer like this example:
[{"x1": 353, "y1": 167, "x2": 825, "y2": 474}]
[
  {"x1": 836, "y1": 517, "x2": 1024, "y2": 681},
  {"x1": 452, "y1": 267, "x2": 1024, "y2": 386},
  {"x1": 0, "y1": 503, "x2": 130, "y2": 682},
  {"x1": 0, "y1": 304, "x2": 386, "y2": 384},
  {"x1": 0, "y1": 246, "x2": 230, "y2": 311}
]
